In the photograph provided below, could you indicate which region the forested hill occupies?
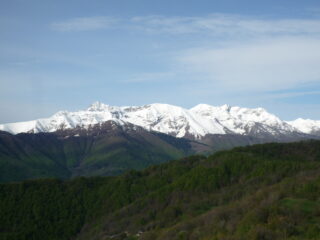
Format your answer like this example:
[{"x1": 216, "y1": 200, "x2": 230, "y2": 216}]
[
  {"x1": 1, "y1": 140, "x2": 320, "y2": 240},
  {"x1": 0, "y1": 123, "x2": 196, "y2": 183},
  {"x1": 0, "y1": 125, "x2": 269, "y2": 183}
]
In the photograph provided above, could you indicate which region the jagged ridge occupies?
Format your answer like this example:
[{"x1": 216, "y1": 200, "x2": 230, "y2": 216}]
[{"x1": 0, "y1": 102, "x2": 319, "y2": 139}]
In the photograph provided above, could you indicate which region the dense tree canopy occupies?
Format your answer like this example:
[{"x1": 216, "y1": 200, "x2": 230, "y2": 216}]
[{"x1": 1, "y1": 140, "x2": 320, "y2": 240}]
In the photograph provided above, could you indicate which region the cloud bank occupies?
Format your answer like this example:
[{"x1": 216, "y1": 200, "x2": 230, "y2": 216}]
[
  {"x1": 132, "y1": 14, "x2": 320, "y2": 36},
  {"x1": 50, "y1": 13, "x2": 320, "y2": 95},
  {"x1": 176, "y1": 37, "x2": 320, "y2": 91},
  {"x1": 129, "y1": 14, "x2": 320, "y2": 93}
]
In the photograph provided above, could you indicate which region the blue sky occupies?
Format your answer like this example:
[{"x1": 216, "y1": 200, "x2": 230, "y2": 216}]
[{"x1": 1, "y1": 0, "x2": 320, "y2": 123}]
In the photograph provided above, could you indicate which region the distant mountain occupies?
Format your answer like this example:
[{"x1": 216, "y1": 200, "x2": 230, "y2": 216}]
[
  {"x1": 1, "y1": 102, "x2": 319, "y2": 182},
  {"x1": 287, "y1": 118, "x2": 320, "y2": 136},
  {"x1": 1, "y1": 102, "x2": 318, "y2": 140},
  {"x1": 1, "y1": 119, "x2": 281, "y2": 183}
]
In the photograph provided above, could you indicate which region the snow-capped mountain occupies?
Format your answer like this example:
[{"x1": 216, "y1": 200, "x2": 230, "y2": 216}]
[
  {"x1": 0, "y1": 102, "x2": 317, "y2": 139},
  {"x1": 190, "y1": 104, "x2": 297, "y2": 137},
  {"x1": 286, "y1": 118, "x2": 320, "y2": 136}
]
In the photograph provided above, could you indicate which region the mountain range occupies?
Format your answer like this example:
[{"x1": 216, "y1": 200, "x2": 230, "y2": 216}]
[
  {"x1": 1, "y1": 102, "x2": 319, "y2": 139},
  {"x1": 2, "y1": 103, "x2": 320, "y2": 239},
  {"x1": 0, "y1": 102, "x2": 319, "y2": 182}
]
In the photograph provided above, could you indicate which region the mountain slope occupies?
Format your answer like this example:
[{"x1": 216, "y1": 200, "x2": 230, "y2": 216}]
[
  {"x1": 1, "y1": 140, "x2": 320, "y2": 240},
  {"x1": 0, "y1": 120, "x2": 276, "y2": 183},
  {"x1": 0, "y1": 121, "x2": 197, "y2": 183},
  {"x1": 0, "y1": 102, "x2": 315, "y2": 139}
]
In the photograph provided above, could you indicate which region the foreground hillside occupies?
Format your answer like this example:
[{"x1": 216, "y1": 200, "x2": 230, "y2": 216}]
[{"x1": 1, "y1": 140, "x2": 320, "y2": 240}]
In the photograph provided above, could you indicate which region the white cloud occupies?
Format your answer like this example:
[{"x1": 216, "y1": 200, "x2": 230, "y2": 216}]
[
  {"x1": 52, "y1": 16, "x2": 118, "y2": 32},
  {"x1": 129, "y1": 15, "x2": 320, "y2": 95},
  {"x1": 176, "y1": 37, "x2": 320, "y2": 91},
  {"x1": 130, "y1": 14, "x2": 320, "y2": 93},
  {"x1": 131, "y1": 15, "x2": 199, "y2": 34},
  {"x1": 132, "y1": 14, "x2": 320, "y2": 36},
  {"x1": 47, "y1": 14, "x2": 320, "y2": 94},
  {"x1": 51, "y1": 14, "x2": 320, "y2": 36}
]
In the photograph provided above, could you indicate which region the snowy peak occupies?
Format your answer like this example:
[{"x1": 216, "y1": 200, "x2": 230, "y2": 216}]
[
  {"x1": 287, "y1": 118, "x2": 320, "y2": 135},
  {"x1": 117, "y1": 103, "x2": 212, "y2": 138},
  {"x1": 87, "y1": 101, "x2": 112, "y2": 112},
  {"x1": 190, "y1": 103, "x2": 295, "y2": 136},
  {"x1": 0, "y1": 102, "x2": 317, "y2": 139}
]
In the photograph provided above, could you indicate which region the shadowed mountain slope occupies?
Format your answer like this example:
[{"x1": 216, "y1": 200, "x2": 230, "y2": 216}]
[
  {"x1": 0, "y1": 121, "x2": 196, "y2": 183},
  {"x1": 1, "y1": 119, "x2": 316, "y2": 183}
]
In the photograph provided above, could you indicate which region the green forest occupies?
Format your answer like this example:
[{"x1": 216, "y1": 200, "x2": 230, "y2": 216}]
[{"x1": 1, "y1": 140, "x2": 320, "y2": 240}]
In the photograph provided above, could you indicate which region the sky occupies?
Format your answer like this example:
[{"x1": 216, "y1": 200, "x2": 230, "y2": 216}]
[{"x1": 1, "y1": 0, "x2": 320, "y2": 123}]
